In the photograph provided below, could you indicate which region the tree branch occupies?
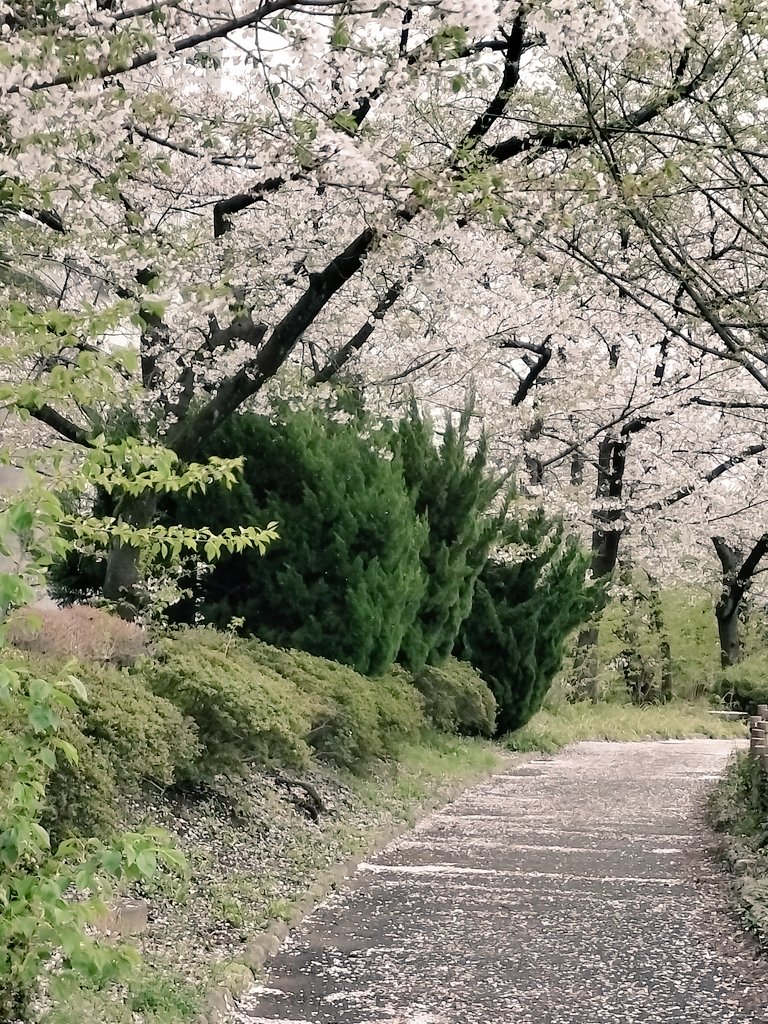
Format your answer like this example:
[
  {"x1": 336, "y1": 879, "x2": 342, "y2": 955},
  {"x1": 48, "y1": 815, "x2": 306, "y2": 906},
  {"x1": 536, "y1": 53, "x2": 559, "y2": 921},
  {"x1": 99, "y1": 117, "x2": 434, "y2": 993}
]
[
  {"x1": 643, "y1": 443, "x2": 768, "y2": 512},
  {"x1": 487, "y1": 46, "x2": 719, "y2": 165},
  {"x1": 168, "y1": 226, "x2": 376, "y2": 458},
  {"x1": 510, "y1": 337, "x2": 551, "y2": 406},
  {"x1": 463, "y1": 10, "x2": 526, "y2": 145},
  {"x1": 309, "y1": 277, "x2": 405, "y2": 385},
  {"x1": 21, "y1": 0, "x2": 338, "y2": 93},
  {"x1": 22, "y1": 207, "x2": 65, "y2": 233},
  {"x1": 692, "y1": 396, "x2": 768, "y2": 412},
  {"x1": 27, "y1": 404, "x2": 93, "y2": 447},
  {"x1": 213, "y1": 176, "x2": 296, "y2": 237}
]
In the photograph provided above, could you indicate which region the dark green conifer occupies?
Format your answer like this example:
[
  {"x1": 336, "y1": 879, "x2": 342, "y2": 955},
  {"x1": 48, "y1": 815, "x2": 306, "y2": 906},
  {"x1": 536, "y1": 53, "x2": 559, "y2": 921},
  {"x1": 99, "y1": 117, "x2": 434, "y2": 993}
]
[
  {"x1": 456, "y1": 511, "x2": 594, "y2": 734},
  {"x1": 395, "y1": 396, "x2": 505, "y2": 676},
  {"x1": 165, "y1": 407, "x2": 427, "y2": 676}
]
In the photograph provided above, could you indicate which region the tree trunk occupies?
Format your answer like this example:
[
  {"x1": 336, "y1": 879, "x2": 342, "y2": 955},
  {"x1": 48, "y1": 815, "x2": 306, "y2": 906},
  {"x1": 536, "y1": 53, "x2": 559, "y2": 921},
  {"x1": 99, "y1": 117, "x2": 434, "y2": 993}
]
[
  {"x1": 648, "y1": 583, "x2": 673, "y2": 701},
  {"x1": 713, "y1": 537, "x2": 745, "y2": 669},
  {"x1": 103, "y1": 491, "x2": 159, "y2": 620},
  {"x1": 716, "y1": 605, "x2": 741, "y2": 669},
  {"x1": 571, "y1": 624, "x2": 600, "y2": 700},
  {"x1": 569, "y1": 434, "x2": 631, "y2": 698},
  {"x1": 712, "y1": 533, "x2": 768, "y2": 668}
]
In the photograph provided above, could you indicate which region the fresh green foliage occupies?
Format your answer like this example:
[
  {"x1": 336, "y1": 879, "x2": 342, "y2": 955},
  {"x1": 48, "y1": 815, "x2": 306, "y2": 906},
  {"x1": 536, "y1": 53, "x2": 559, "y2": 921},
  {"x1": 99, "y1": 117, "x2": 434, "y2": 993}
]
[
  {"x1": 394, "y1": 396, "x2": 504, "y2": 675},
  {"x1": 456, "y1": 512, "x2": 594, "y2": 735},
  {"x1": 0, "y1": 410, "x2": 251, "y2": 1018},
  {"x1": 162, "y1": 408, "x2": 428, "y2": 675},
  {"x1": 2, "y1": 445, "x2": 278, "y2": 620},
  {"x1": 507, "y1": 700, "x2": 746, "y2": 753},
  {"x1": 584, "y1": 585, "x2": 723, "y2": 702},
  {"x1": 708, "y1": 753, "x2": 768, "y2": 943},
  {"x1": 412, "y1": 657, "x2": 497, "y2": 737},
  {"x1": 0, "y1": 657, "x2": 186, "y2": 1020},
  {"x1": 2, "y1": 652, "x2": 199, "y2": 842}
]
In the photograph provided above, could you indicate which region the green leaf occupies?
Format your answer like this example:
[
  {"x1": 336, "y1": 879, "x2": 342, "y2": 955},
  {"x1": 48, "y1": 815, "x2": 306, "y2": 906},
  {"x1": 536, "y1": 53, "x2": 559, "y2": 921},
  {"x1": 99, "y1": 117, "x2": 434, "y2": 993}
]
[
  {"x1": 135, "y1": 849, "x2": 157, "y2": 876},
  {"x1": 37, "y1": 747, "x2": 57, "y2": 770},
  {"x1": 28, "y1": 703, "x2": 57, "y2": 733},
  {"x1": 53, "y1": 738, "x2": 79, "y2": 764},
  {"x1": 330, "y1": 18, "x2": 350, "y2": 46},
  {"x1": 101, "y1": 849, "x2": 123, "y2": 876}
]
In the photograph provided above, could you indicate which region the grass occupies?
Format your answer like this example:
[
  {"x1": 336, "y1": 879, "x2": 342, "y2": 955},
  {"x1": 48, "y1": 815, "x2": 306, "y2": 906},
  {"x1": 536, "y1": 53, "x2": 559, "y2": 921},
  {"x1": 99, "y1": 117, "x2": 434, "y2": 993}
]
[
  {"x1": 506, "y1": 700, "x2": 747, "y2": 753},
  {"x1": 42, "y1": 969, "x2": 202, "y2": 1024}
]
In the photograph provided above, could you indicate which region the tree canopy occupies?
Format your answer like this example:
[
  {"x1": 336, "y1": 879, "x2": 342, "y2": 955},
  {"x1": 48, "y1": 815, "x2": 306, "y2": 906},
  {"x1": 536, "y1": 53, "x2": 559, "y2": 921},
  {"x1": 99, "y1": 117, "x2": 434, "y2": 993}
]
[{"x1": 2, "y1": 0, "x2": 767, "y2": 635}]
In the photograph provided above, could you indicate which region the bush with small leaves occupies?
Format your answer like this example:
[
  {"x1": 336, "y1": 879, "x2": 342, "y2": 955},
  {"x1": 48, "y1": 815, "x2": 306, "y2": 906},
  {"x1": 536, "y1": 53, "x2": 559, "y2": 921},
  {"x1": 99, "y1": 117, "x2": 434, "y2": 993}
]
[
  {"x1": 721, "y1": 653, "x2": 768, "y2": 713},
  {"x1": 217, "y1": 634, "x2": 426, "y2": 768},
  {"x1": 3, "y1": 653, "x2": 200, "y2": 842},
  {"x1": 142, "y1": 628, "x2": 313, "y2": 778},
  {"x1": 412, "y1": 657, "x2": 497, "y2": 737}
]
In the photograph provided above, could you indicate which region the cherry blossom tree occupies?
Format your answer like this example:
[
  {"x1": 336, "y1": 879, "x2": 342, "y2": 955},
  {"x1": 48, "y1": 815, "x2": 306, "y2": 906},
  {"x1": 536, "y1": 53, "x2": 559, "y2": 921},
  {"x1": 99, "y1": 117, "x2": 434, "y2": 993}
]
[{"x1": 2, "y1": 0, "x2": 766, "y2": 617}]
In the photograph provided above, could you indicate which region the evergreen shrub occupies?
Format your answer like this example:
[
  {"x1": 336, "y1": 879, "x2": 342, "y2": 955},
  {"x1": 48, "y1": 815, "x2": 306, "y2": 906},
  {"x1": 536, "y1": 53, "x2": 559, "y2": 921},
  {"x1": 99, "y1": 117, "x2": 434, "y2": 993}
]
[
  {"x1": 395, "y1": 397, "x2": 504, "y2": 675},
  {"x1": 456, "y1": 512, "x2": 593, "y2": 735},
  {"x1": 1, "y1": 652, "x2": 198, "y2": 841},
  {"x1": 143, "y1": 629, "x2": 313, "y2": 778},
  {"x1": 412, "y1": 657, "x2": 497, "y2": 737},
  {"x1": 218, "y1": 635, "x2": 426, "y2": 768},
  {"x1": 164, "y1": 408, "x2": 427, "y2": 676}
]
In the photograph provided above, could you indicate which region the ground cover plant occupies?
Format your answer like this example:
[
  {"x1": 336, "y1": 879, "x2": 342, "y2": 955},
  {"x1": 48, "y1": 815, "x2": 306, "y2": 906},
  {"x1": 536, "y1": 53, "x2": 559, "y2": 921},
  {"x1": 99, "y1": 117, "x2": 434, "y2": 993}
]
[{"x1": 708, "y1": 753, "x2": 768, "y2": 945}]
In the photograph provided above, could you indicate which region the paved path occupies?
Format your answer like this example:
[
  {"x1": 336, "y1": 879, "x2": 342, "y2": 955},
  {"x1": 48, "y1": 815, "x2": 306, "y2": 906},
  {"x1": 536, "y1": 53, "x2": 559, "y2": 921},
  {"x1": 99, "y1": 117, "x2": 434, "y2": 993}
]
[{"x1": 235, "y1": 740, "x2": 767, "y2": 1024}]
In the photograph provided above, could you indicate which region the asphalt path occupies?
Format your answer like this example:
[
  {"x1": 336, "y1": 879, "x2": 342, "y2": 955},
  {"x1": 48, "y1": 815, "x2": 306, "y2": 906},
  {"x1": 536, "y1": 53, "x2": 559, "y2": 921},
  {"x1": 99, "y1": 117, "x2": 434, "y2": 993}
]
[{"x1": 234, "y1": 739, "x2": 766, "y2": 1024}]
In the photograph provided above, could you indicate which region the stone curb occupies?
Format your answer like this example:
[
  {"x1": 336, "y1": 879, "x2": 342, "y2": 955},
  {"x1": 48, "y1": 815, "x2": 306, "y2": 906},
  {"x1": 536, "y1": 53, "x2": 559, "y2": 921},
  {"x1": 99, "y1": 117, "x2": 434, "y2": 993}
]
[{"x1": 196, "y1": 751, "x2": 536, "y2": 1023}]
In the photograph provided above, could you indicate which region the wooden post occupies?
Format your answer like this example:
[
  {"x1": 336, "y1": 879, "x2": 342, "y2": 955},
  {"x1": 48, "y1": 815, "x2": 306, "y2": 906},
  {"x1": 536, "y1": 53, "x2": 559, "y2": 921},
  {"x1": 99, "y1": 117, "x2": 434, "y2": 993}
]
[{"x1": 750, "y1": 716, "x2": 762, "y2": 753}]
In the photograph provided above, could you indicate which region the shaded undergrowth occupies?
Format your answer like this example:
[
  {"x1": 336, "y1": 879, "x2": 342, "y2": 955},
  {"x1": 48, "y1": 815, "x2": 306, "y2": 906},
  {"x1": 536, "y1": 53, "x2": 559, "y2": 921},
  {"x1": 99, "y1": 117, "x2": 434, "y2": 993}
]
[{"x1": 708, "y1": 752, "x2": 768, "y2": 946}]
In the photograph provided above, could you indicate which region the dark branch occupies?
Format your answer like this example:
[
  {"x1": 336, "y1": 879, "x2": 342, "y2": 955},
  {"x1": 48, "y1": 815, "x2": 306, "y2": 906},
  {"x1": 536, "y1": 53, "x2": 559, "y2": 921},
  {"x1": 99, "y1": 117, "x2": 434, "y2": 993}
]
[
  {"x1": 213, "y1": 177, "x2": 292, "y2": 237},
  {"x1": 510, "y1": 337, "x2": 551, "y2": 406},
  {"x1": 168, "y1": 226, "x2": 376, "y2": 459},
  {"x1": 27, "y1": 404, "x2": 93, "y2": 446},
  {"x1": 487, "y1": 47, "x2": 717, "y2": 165},
  {"x1": 23, "y1": 207, "x2": 65, "y2": 233},
  {"x1": 644, "y1": 443, "x2": 768, "y2": 512},
  {"x1": 692, "y1": 396, "x2": 768, "y2": 412},
  {"x1": 463, "y1": 10, "x2": 526, "y2": 145},
  {"x1": 309, "y1": 277, "x2": 405, "y2": 385},
  {"x1": 21, "y1": 1, "x2": 334, "y2": 93}
]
